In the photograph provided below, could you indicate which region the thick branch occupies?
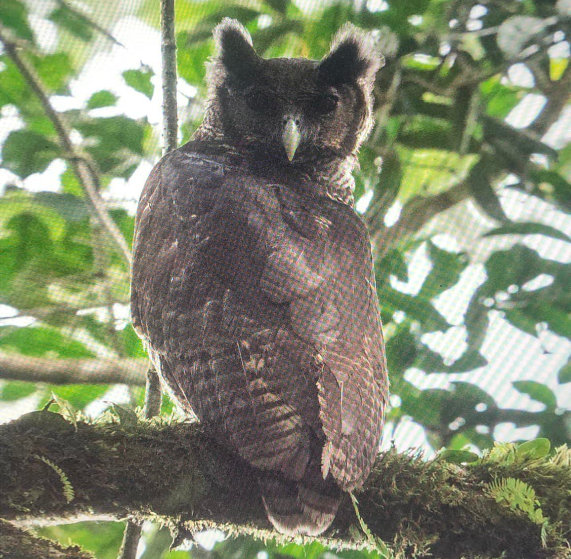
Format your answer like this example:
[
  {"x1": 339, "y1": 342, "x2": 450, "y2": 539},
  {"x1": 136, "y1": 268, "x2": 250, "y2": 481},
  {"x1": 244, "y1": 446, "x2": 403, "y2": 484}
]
[
  {"x1": 0, "y1": 29, "x2": 132, "y2": 267},
  {"x1": 0, "y1": 520, "x2": 93, "y2": 559},
  {"x1": 0, "y1": 353, "x2": 146, "y2": 385},
  {"x1": 2, "y1": 412, "x2": 568, "y2": 559}
]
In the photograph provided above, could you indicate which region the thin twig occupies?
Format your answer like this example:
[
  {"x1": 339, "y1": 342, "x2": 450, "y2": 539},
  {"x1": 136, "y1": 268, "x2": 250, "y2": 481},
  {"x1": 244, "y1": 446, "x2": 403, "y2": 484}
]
[
  {"x1": 144, "y1": 367, "x2": 162, "y2": 418},
  {"x1": 120, "y1": 1, "x2": 178, "y2": 555},
  {"x1": 0, "y1": 28, "x2": 132, "y2": 267},
  {"x1": 161, "y1": 0, "x2": 178, "y2": 154}
]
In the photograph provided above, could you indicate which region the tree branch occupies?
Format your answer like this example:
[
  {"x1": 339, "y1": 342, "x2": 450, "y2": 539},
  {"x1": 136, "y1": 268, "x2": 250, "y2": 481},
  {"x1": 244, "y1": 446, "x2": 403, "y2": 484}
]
[
  {"x1": 0, "y1": 353, "x2": 146, "y2": 385},
  {"x1": 370, "y1": 60, "x2": 570, "y2": 255},
  {"x1": 0, "y1": 28, "x2": 132, "y2": 267},
  {"x1": 161, "y1": 0, "x2": 178, "y2": 155},
  {"x1": 118, "y1": 1, "x2": 179, "y2": 553},
  {"x1": 367, "y1": 180, "x2": 470, "y2": 258},
  {"x1": 2, "y1": 412, "x2": 568, "y2": 559},
  {"x1": 0, "y1": 519, "x2": 94, "y2": 559}
]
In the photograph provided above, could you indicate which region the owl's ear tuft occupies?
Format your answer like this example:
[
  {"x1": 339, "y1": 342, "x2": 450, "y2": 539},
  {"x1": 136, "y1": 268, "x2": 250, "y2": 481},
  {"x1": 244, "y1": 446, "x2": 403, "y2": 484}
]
[
  {"x1": 213, "y1": 18, "x2": 259, "y2": 83},
  {"x1": 318, "y1": 24, "x2": 383, "y2": 90}
]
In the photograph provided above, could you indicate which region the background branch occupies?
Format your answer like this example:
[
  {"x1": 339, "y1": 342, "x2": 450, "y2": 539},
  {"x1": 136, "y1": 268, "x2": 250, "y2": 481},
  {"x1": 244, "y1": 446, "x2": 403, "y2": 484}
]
[
  {"x1": 118, "y1": 0, "x2": 179, "y2": 554},
  {"x1": 0, "y1": 353, "x2": 146, "y2": 385},
  {"x1": 369, "y1": 58, "x2": 570, "y2": 255},
  {"x1": 161, "y1": 0, "x2": 178, "y2": 155},
  {"x1": 0, "y1": 28, "x2": 132, "y2": 267}
]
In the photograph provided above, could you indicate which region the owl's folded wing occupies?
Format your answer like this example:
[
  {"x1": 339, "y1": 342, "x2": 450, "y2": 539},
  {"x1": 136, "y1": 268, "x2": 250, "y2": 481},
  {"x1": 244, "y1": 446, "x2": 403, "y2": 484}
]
[{"x1": 131, "y1": 147, "x2": 388, "y2": 492}]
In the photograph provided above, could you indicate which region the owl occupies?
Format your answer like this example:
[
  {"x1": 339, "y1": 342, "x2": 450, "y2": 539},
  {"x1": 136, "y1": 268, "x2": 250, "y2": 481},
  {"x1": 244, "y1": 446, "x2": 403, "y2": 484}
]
[{"x1": 131, "y1": 18, "x2": 388, "y2": 536}]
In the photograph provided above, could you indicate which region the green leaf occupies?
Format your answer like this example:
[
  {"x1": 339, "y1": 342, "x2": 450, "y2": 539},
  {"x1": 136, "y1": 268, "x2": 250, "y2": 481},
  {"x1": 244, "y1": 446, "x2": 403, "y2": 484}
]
[
  {"x1": 30, "y1": 52, "x2": 74, "y2": 93},
  {"x1": 0, "y1": 0, "x2": 34, "y2": 41},
  {"x1": 526, "y1": 170, "x2": 571, "y2": 212},
  {"x1": 378, "y1": 249, "x2": 408, "y2": 283},
  {"x1": 483, "y1": 222, "x2": 571, "y2": 244},
  {"x1": 558, "y1": 360, "x2": 571, "y2": 384},
  {"x1": 48, "y1": 384, "x2": 109, "y2": 411},
  {"x1": 60, "y1": 165, "x2": 82, "y2": 196},
  {"x1": 379, "y1": 286, "x2": 449, "y2": 331},
  {"x1": 516, "y1": 438, "x2": 551, "y2": 459},
  {"x1": 264, "y1": 0, "x2": 289, "y2": 13},
  {"x1": 524, "y1": 303, "x2": 570, "y2": 338},
  {"x1": 252, "y1": 20, "x2": 304, "y2": 53},
  {"x1": 37, "y1": 521, "x2": 125, "y2": 559},
  {"x1": 122, "y1": 325, "x2": 147, "y2": 358},
  {"x1": 122, "y1": 68, "x2": 154, "y2": 99},
  {"x1": 484, "y1": 245, "x2": 544, "y2": 292},
  {"x1": 73, "y1": 116, "x2": 146, "y2": 175},
  {"x1": 49, "y1": 4, "x2": 94, "y2": 42},
  {"x1": 0, "y1": 188, "x2": 68, "y2": 242},
  {"x1": 484, "y1": 116, "x2": 558, "y2": 160},
  {"x1": 0, "y1": 326, "x2": 94, "y2": 358},
  {"x1": 420, "y1": 241, "x2": 468, "y2": 299},
  {"x1": 503, "y1": 309, "x2": 539, "y2": 337},
  {"x1": 438, "y1": 449, "x2": 479, "y2": 464},
  {"x1": 467, "y1": 157, "x2": 508, "y2": 222},
  {"x1": 2, "y1": 130, "x2": 60, "y2": 178},
  {"x1": 481, "y1": 77, "x2": 524, "y2": 119},
  {"x1": 270, "y1": 541, "x2": 327, "y2": 559},
  {"x1": 513, "y1": 381, "x2": 556, "y2": 411},
  {"x1": 393, "y1": 0, "x2": 431, "y2": 17},
  {"x1": 402, "y1": 387, "x2": 447, "y2": 427},
  {"x1": 397, "y1": 147, "x2": 476, "y2": 201},
  {"x1": 176, "y1": 39, "x2": 211, "y2": 85},
  {"x1": 386, "y1": 328, "x2": 417, "y2": 374},
  {"x1": 34, "y1": 192, "x2": 89, "y2": 222},
  {"x1": 87, "y1": 90, "x2": 118, "y2": 109},
  {"x1": 0, "y1": 381, "x2": 36, "y2": 401},
  {"x1": 415, "y1": 347, "x2": 487, "y2": 373}
]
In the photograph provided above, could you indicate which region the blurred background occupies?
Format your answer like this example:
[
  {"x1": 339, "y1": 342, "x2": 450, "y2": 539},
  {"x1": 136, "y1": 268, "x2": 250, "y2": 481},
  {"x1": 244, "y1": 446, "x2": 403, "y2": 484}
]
[{"x1": 0, "y1": 0, "x2": 569, "y2": 557}]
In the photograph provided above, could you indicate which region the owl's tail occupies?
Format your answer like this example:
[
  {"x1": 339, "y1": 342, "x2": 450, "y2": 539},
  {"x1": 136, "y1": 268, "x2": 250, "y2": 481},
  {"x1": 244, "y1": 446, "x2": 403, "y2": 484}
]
[{"x1": 258, "y1": 461, "x2": 341, "y2": 536}]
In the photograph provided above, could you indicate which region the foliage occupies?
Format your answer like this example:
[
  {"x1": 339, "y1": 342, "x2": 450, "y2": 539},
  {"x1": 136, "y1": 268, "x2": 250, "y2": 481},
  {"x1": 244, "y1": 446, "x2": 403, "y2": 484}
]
[{"x1": 0, "y1": 0, "x2": 569, "y2": 556}]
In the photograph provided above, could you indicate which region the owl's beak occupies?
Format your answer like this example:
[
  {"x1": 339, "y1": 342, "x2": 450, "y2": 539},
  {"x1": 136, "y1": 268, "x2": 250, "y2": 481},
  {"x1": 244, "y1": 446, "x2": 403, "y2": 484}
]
[{"x1": 282, "y1": 118, "x2": 300, "y2": 162}]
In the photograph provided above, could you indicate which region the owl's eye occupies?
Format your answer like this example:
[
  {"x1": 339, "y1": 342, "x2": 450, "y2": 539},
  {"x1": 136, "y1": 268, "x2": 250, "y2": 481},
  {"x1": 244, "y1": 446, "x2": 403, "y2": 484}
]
[
  {"x1": 245, "y1": 89, "x2": 278, "y2": 113},
  {"x1": 312, "y1": 93, "x2": 339, "y2": 115}
]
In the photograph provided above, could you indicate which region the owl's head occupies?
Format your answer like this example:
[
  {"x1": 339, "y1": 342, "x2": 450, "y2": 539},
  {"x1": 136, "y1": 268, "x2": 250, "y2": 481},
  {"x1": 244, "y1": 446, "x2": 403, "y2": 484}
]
[{"x1": 202, "y1": 19, "x2": 382, "y2": 164}]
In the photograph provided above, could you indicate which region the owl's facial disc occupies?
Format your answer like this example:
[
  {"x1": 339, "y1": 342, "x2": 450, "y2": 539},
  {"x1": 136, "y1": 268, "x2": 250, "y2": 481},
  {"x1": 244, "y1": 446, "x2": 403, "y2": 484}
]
[
  {"x1": 282, "y1": 117, "x2": 301, "y2": 161},
  {"x1": 209, "y1": 18, "x2": 383, "y2": 163}
]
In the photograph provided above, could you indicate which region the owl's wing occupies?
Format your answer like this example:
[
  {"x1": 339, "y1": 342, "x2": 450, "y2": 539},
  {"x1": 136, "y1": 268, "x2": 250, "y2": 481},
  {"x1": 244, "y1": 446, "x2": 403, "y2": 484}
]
[
  {"x1": 250, "y1": 185, "x2": 389, "y2": 491},
  {"x1": 131, "y1": 144, "x2": 387, "y2": 494}
]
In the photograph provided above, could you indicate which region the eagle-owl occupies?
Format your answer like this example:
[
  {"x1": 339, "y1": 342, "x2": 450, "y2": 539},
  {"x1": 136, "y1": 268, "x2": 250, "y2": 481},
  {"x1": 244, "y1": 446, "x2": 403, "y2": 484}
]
[{"x1": 131, "y1": 18, "x2": 388, "y2": 536}]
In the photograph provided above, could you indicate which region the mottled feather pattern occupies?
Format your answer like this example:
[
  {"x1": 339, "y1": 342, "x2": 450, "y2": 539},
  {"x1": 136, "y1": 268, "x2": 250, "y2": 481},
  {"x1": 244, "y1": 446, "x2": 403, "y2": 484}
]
[{"x1": 131, "y1": 19, "x2": 388, "y2": 536}]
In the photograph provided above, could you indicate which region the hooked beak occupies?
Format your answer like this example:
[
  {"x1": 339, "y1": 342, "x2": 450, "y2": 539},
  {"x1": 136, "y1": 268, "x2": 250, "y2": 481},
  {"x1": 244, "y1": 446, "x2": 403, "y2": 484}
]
[{"x1": 282, "y1": 118, "x2": 300, "y2": 162}]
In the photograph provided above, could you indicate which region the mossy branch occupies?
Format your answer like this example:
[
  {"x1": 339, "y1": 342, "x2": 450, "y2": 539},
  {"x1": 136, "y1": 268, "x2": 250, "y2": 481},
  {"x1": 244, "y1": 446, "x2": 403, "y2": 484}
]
[
  {"x1": 0, "y1": 519, "x2": 94, "y2": 559},
  {"x1": 1, "y1": 411, "x2": 569, "y2": 559}
]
